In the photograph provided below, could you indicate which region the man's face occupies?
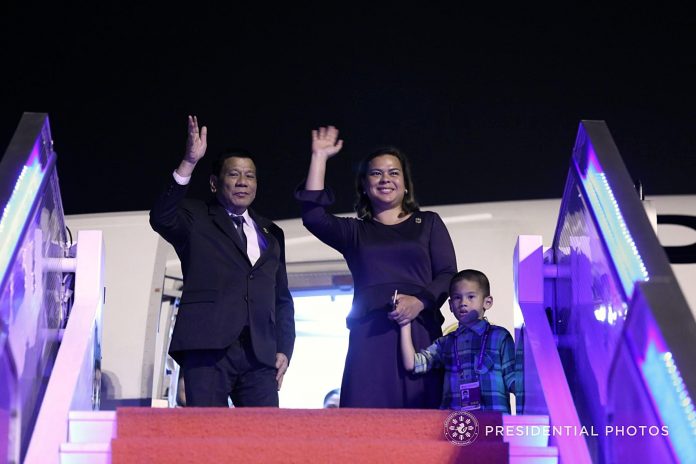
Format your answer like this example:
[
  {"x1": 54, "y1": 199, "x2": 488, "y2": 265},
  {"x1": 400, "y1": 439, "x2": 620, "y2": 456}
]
[{"x1": 210, "y1": 157, "x2": 257, "y2": 214}]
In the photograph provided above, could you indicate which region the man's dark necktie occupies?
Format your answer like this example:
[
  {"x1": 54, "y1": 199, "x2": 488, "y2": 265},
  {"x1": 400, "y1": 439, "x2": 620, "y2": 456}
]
[{"x1": 230, "y1": 215, "x2": 248, "y2": 251}]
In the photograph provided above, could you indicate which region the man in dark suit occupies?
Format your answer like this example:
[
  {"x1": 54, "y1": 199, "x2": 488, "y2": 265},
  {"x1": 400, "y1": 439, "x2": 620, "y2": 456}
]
[{"x1": 150, "y1": 115, "x2": 295, "y2": 407}]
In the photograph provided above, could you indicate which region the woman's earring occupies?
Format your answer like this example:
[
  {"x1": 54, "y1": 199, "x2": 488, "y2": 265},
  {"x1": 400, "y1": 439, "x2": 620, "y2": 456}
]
[{"x1": 405, "y1": 189, "x2": 408, "y2": 194}]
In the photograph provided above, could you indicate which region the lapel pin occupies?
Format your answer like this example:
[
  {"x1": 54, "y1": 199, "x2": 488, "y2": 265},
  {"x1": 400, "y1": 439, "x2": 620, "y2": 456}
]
[
  {"x1": 263, "y1": 227, "x2": 269, "y2": 233},
  {"x1": 415, "y1": 217, "x2": 422, "y2": 224}
]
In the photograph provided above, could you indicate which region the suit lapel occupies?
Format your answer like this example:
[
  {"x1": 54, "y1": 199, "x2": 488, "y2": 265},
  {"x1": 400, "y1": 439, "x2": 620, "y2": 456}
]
[{"x1": 249, "y1": 210, "x2": 277, "y2": 268}]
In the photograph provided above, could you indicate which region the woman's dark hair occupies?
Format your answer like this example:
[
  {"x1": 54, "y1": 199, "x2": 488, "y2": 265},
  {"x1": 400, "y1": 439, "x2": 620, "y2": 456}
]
[{"x1": 353, "y1": 146, "x2": 420, "y2": 220}]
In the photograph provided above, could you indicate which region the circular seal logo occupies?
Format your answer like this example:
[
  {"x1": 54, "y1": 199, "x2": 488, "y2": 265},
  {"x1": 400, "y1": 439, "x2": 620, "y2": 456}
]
[{"x1": 443, "y1": 411, "x2": 479, "y2": 446}]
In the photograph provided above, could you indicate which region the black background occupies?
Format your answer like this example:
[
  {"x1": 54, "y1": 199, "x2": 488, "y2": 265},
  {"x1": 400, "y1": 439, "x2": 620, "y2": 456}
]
[{"x1": 2, "y1": 4, "x2": 694, "y2": 219}]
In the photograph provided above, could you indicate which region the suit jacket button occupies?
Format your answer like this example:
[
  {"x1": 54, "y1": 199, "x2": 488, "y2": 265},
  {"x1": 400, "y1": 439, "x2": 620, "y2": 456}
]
[
  {"x1": 244, "y1": 296, "x2": 248, "y2": 302},
  {"x1": 249, "y1": 274, "x2": 254, "y2": 280}
]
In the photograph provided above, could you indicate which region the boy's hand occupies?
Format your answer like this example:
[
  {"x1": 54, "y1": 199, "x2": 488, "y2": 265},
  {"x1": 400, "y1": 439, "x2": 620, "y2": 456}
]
[{"x1": 389, "y1": 294, "x2": 424, "y2": 326}]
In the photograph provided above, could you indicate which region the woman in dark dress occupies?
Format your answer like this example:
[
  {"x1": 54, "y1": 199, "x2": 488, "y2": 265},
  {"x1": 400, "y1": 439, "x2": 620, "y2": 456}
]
[{"x1": 296, "y1": 126, "x2": 457, "y2": 408}]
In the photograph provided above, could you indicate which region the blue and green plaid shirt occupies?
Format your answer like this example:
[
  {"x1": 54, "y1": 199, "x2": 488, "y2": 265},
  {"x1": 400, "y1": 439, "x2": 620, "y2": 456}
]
[{"x1": 413, "y1": 319, "x2": 515, "y2": 412}]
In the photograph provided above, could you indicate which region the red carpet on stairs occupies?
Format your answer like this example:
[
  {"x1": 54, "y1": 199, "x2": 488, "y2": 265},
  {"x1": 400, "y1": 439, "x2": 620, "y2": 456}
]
[{"x1": 113, "y1": 407, "x2": 509, "y2": 463}]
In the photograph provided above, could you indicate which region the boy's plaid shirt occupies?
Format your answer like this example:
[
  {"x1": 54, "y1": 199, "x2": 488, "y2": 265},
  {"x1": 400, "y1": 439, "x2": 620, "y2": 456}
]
[{"x1": 414, "y1": 318, "x2": 515, "y2": 412}]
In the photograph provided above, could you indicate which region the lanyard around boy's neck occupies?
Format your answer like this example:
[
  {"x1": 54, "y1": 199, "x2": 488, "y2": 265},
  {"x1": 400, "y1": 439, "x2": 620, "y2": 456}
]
[{"x1": 454, "y1": 323, "x2": 490, "y2": 375}]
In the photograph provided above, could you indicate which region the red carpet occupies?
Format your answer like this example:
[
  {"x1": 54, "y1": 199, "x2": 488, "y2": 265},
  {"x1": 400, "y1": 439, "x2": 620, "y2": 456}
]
[{"x1": 112, "y1": 407, "x2": 509, "y2": 463}]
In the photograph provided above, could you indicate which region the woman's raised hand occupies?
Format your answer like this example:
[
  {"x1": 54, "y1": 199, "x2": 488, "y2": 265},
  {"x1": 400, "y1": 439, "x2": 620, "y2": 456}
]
[{"x1": 311, "y1": 126, "x2": 343, "y2": 159}]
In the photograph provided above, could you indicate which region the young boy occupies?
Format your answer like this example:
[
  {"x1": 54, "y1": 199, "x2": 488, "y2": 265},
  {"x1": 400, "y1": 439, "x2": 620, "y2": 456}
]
[{"x1": 400, "y1": 269, "x2": 515, "y2": 412}]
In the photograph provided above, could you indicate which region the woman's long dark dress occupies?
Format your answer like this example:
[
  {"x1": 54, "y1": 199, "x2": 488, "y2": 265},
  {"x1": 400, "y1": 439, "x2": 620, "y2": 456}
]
[{"x1": 297, "y1": 188, "x2": 457, "y2": 408}]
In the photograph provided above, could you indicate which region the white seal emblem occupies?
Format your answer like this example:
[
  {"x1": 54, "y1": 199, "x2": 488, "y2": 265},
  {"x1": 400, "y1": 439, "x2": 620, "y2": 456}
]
[{"x1": 444, "y1": 411, "x2": 479, "y2": 446}]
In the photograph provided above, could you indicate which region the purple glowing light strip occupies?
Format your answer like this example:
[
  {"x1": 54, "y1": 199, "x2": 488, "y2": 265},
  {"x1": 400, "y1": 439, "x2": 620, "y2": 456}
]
[
  {"x1": 640, "y1": 328, "x2": 696, "y2": 463},
  {"x1": 577, "y1": 146, "x2": 649, "y2": 298},
  {"x1": 0, "y1": 140, "x2": 46, "y2": 287}
]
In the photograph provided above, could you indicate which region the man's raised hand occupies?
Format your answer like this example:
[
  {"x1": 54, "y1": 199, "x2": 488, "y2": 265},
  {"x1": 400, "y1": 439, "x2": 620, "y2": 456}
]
[{"x1": 184, "y1": 115, "x2": 208, "y2": 164}]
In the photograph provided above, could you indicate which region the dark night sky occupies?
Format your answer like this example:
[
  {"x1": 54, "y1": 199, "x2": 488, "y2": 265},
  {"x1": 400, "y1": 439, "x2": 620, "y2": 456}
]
[{"x1": 1, "y1": 4, "x2": 695, "y2": 219}]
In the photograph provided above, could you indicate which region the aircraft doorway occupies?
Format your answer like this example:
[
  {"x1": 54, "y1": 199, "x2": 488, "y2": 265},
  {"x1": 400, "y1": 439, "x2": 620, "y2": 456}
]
[{"x1": 279, "y1": 290, "x2": 352, "y2": 408}]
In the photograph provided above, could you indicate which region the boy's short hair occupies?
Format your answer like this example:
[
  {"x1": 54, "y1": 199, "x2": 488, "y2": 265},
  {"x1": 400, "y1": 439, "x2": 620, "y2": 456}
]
[{"x1": 450, "y1": 269, "x2": 490, "y2": 296}]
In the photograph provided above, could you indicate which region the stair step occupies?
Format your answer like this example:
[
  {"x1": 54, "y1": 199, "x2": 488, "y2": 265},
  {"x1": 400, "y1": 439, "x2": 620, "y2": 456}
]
[
  {"x1": 116, "y1": 407, "x2": 506, "y2": 441},
  {"x1": 502, "y1": 414, "x2": 550, "y2": 447},
  {"x1": 61, "y1": 409, "x2": 558, "y2": 463},
  {"x1": 59, "y1": 443, "x2": 111, "y2": 464},
  {"x1": 110, "y1": 437, "x2": 508, "y2": 464},
  {"x1": 68, "y1": 411, "x2": 117, "y2": 444},
  {"x1": 509, "y1": 445, "x2": 558, "y2": 464}
]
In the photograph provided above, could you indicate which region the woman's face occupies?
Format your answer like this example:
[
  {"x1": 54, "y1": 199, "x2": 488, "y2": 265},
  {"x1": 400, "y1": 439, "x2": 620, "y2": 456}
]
[{"x1": 362, "y1": 154, "x2": 405, "y2": 211}]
